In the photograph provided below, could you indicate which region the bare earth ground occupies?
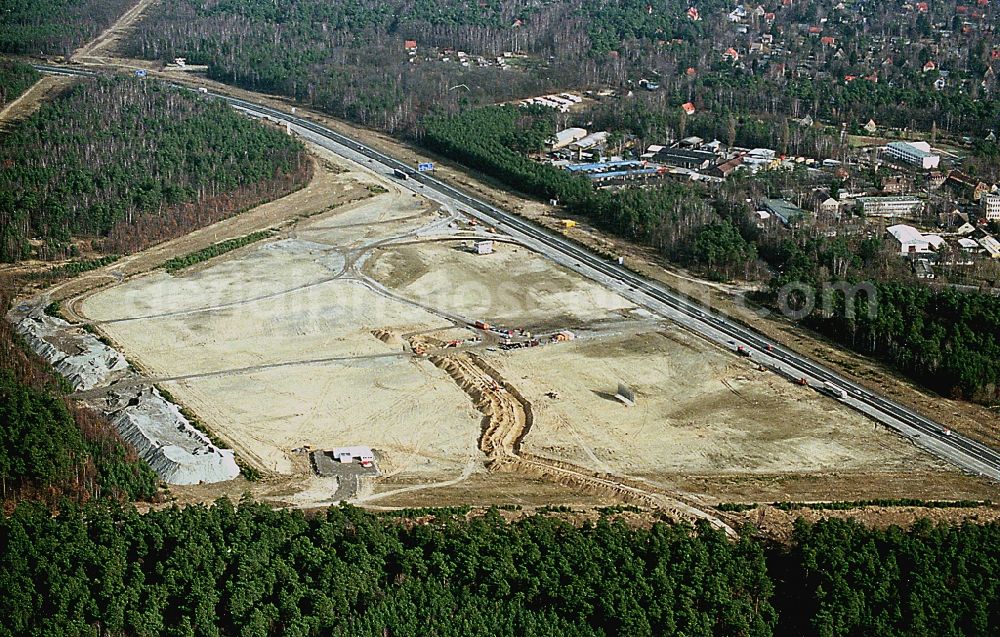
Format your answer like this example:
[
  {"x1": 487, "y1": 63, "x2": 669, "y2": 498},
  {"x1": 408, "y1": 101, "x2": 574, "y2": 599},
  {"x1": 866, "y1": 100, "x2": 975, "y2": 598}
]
[
  {"x1": 77, "y1": 139, "x2": 997, "y2": 512},
  {"x1": 8, "y1": 26, "x2": 995, "y2": 515},
  {"x1": 117, "y1": 68, "x2": 999, "y2": 453},
  {"x1": 16, "y1": 13, "x2": 996, "y2": 452}
]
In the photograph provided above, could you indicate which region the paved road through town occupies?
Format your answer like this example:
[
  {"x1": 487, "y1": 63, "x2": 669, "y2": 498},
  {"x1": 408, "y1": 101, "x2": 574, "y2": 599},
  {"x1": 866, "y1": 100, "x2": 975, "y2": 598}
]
[{"x1": 35, "y1": 64, "x2": 1000, "y2": 482}]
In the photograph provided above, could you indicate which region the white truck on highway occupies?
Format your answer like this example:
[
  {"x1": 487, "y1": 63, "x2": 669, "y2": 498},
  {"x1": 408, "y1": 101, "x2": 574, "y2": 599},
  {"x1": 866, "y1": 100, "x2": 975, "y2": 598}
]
[{"x1": 822, "y1": 381, "x2": 848, "y2": 400}]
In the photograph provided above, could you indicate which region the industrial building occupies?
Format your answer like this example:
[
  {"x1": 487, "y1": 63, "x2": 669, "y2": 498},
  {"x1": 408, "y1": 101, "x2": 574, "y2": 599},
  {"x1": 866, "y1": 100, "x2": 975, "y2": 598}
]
[
  {"x1": 332, "y1": 446, "x2": 375, "y2": 465},
  {"x1": 887, "y1": 224, "x2": 938, "y2": 255},
  {"x1": 884, "y1": 141, "x2": 940, "y2": 170},
  {"x1": 858, "y1": 196, "x2": 924, "y2": 218},
  {"x1": 564, "y1": 160, "x2": 667, "y2": 187},
  {"x1": 762, "y1": 198, "x2": 810, "y2": 226},
  {"x1": 549, "y1": 127, "x2": 588, "y2": 151},
  {"x1": 652, "y1": 148, "x2": 716, "y2": 170}
]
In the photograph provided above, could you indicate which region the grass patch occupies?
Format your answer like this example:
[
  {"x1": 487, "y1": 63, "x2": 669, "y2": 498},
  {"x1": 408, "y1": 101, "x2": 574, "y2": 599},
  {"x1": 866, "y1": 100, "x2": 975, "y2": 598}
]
[
  {"x1": 34, "y1": 255, "x2": 121, "y2": 280},
  {"x1": 163, "y1": 230, "x2": 275, "y2": 273},
  {"x1": 716, "y1": 499, "x2": 993, "y2": 512},
  {"x1": 381, "y1": 506, "x2": 473, "y2": 518}
]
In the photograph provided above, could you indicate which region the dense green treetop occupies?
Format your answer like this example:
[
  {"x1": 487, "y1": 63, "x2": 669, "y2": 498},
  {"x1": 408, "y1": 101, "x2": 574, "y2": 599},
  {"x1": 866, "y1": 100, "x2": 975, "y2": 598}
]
[
  {"x1": 0, "y1": 75, "x2": 308, "y2": 261},
  {"x1": 0, "y1": 0, "x2": 136, "y2": 55},
  {"x1": 0, "y1": 59, "x2": 40, "y2": 106}
]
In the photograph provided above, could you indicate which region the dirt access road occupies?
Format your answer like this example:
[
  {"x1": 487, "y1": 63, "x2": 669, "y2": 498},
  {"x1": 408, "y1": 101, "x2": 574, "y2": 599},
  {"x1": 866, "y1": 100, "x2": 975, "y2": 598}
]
[{"x1": 71, "y1": 0, "x2": 161, "y2": 64}]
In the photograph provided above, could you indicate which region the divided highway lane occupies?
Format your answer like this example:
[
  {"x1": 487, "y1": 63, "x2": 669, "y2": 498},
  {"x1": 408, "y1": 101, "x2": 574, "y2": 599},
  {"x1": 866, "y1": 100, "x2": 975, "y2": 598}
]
[{"x1": 35, "y1": 64, "x2": 1000, "y2": 481}]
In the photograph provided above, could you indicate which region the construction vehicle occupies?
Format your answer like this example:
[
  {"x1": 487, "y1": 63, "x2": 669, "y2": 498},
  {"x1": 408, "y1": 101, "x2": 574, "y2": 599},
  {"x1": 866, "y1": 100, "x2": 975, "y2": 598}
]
[{"x1": 561, "y1": 219, "x2": 577, "y2": 229}]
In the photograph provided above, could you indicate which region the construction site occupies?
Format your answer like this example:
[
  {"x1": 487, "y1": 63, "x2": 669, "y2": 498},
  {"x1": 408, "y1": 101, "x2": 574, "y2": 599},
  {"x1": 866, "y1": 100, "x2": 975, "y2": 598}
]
[{"x1": 38, "y1": 138, "x2": 990, "y2": 520}]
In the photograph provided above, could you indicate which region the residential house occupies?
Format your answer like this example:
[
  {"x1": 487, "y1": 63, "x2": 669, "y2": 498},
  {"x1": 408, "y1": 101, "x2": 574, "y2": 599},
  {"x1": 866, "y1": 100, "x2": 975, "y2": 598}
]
[
  {"x1": 819, "y1": 197, "x2": 842, "y2": 217},
  {"x1": 946, "y1": 170, "x2": 991, "y2": 201},
  {"x1": 882, "y1": 175, "x2": 910, "y2": 194}
]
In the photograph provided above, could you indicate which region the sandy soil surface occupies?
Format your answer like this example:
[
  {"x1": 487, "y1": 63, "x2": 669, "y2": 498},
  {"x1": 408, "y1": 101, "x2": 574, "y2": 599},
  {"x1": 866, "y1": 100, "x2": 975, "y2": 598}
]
[
  {"x1": 78, "y1": 144, "x2": 996, "y2": 511},
  {"x1": 44, "y1": 146, "x2": 369, "y2": 306},
  {"x1": 484, "y1": 330, "x2": 998, "y2": 502},
  {"x1": 364, "y1": 239, "x2": 637, "y2": 329},
  {"x1": 82, "y1": 165, "x2": 485, "y2": 479}
]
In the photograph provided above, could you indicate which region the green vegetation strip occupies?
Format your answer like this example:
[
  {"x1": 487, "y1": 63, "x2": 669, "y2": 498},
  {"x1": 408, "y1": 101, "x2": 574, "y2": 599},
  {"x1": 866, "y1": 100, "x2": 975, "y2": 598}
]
[
  {"x1": 163, "y1": 230, "x2": 275, "y2": 273},
  {"x1": 41, "y1": 255, "x2": 120, "y2": 279},
  {"x1": 717, "y1": 499, "x2": 993, "y2": 513}
]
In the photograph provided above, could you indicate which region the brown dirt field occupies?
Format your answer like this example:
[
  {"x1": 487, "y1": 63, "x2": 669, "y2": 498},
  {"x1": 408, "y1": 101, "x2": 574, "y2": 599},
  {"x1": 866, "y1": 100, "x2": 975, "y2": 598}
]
[
  {"x1": 36, "y1": 51, "x2": 997, "y2": 515},
  {"x1": 733, "y1": 503, "x2": 1000, "y2": 543},
  {"x1": 363, "y1": 239, "x2": 637, "y2": 328}
]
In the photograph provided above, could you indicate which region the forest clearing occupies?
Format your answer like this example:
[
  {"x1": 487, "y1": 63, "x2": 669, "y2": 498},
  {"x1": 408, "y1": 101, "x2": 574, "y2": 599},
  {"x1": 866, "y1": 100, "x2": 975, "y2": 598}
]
[{"x1": 73, "y1": 139, "x2": 996, "y2": 511}]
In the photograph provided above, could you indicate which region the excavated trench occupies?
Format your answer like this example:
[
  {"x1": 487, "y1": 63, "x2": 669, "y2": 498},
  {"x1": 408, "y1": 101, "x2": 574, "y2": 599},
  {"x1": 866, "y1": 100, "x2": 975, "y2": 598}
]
[{"x1": 412, "y1": 335, "x2": 737, "y2": 535}]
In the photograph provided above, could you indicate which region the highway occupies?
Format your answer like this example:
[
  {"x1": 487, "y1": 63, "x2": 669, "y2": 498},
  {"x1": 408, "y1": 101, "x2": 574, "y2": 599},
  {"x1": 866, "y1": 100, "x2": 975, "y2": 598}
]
[{"x1": 34, "y1": 64, "x2": 1000, "y2": 482}]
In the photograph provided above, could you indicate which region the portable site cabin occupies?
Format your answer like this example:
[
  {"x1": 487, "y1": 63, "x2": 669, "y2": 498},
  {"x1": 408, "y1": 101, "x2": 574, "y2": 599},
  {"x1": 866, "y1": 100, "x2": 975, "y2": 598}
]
[{"x1": 333, "y1": 446, "x2": 375, "y2": 465}]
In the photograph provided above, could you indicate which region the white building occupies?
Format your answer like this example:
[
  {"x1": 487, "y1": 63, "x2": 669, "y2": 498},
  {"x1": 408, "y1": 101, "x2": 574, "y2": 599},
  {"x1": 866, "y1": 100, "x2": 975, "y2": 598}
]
[
  {"x1": 569, "y1": 131, "x2": 609, "y2": 152},
  {"x1": 958, "y1": 237, "x2": 980, "y2": 252},
  {"x1": 884, "y1": 141, "x2": 940, "y2": 169},
  {"x1": 887, "y1": 224, "x2": 932, "y2": 254},
  {"x1": 980, "y1": 235, "x2": 1000, "y2": 259},
  {"x1": 982, "y1": 193, "x2": 1000, "y2": 221},
  {"x1": 858, "y1": 196, "x2": 924, "y2": 218},
  {"x1": 549, "y1": 127, "x2": 588, "y2": 151},
  {"x1": 333, "y1": 446, "x2": 375, "y2": 465}
]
